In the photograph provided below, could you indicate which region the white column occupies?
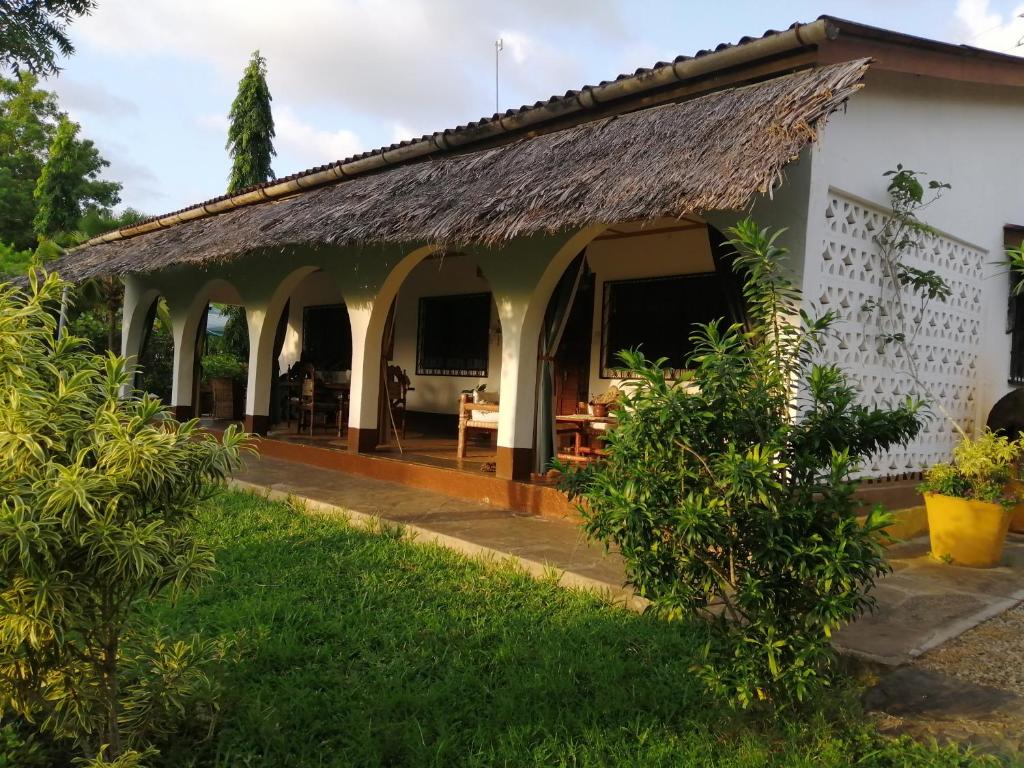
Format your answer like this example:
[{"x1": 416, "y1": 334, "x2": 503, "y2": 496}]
[
  {"x1": 493, "y1": 295, "x2": 542, "y2": 479},
  {"x1": 119, "y1": 278, "x2": 160, "y2": 398},
  {"x1": 243, "y1": 305, "x2": 273, "y2": 433},
  {"x1": 345, "y1": 303, "x2": 381, "y2": 451}
]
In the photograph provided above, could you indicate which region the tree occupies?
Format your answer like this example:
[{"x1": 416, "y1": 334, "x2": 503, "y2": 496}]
[
  {"x1": 559, "y1": 220, "x2": 922, "y2": 708},
  {"x1": 0, "y1": 72, "x2": 59, "y2": 249},
  {"x1": 66, "y1": 208, "x2": 149, "y2": 355},
  {"x1": 0, "y1": 0, "x2": 96, "y2": 76},
  {"x1": 226, "y1": 50, "x2": 276, "y2": 193},
  {"x1": 0, "y1": 269, "x2": 250, "y2": 764},
  {"x1": 33, "y1": 115, "x2": 121, "y2": 238}
]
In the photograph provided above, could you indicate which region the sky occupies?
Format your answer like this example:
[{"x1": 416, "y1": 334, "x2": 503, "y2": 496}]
[{"x1": 40, "y1": 0, "x2": 1024, "y2": 217}]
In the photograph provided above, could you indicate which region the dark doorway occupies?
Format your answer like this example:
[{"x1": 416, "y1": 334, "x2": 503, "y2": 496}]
[{"x1": 554, "y1": 271, "x2": 595, "y2": 415}]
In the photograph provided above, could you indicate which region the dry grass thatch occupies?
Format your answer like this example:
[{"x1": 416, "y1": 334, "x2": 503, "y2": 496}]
[{"x1": 56, "y1": 60, "x2": 869, "y2": 280}]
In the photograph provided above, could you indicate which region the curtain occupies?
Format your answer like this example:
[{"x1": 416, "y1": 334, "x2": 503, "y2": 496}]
[
  {"x1": 707, "y1": 225, "x2": 750, "y2": 331},
  {"x1": 534, "y1": 252, "x2": 587, "y2": 474},
  {"x1": 268, "y1": 300, "x2": 290, "y2": 424}
]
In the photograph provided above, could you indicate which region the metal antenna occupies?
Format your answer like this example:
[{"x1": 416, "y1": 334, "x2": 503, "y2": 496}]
[{"x1": 495, "y1": 38, "x2": 504, "y2": 114}]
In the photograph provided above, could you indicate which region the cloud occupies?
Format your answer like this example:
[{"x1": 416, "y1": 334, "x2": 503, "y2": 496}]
[
  {"x1": 274, "y1": 105, "x2": 363, "y2": 165},
  {"x1": 73, "y1": 0, "x2": 629, "y2": 131},
  {"x1": 49, "y1": 78, "x2": 139, "y2": 118},
  {"x1": 954, "y1": 0, "x2": 1024, "y2": 53}
]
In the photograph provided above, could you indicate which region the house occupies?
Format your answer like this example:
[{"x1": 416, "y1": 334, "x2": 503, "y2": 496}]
[{"x1": 52, "y1": 16, "x2": 1024, "y2": 515}]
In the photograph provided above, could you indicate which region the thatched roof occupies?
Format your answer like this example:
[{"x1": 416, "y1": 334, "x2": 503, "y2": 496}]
[{"x1": 56, "y1": 59, "x2": 869, "y2": 281}]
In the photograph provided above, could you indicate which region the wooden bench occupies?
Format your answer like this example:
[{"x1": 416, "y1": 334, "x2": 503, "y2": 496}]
[{"x1": 457, "y1": 393, "x2": 499, "y2": 458}]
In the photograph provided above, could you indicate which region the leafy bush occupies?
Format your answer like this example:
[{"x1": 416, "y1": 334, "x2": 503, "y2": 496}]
[
  {"x1": 0, "y1": 242, "x2": 35, "y2": 279},
  {"x1": 559, "y1": 219, "x2": 923, "y2": 709},
  {"x1": 920, "y1": 430, "x2": 1022, "y2": 504},
  {"x1": 0, "y1": 270, "x2": 251, "y2": 764},
  {"x1": 201, "y1": 352, "x2": 246, "y2": 381}
]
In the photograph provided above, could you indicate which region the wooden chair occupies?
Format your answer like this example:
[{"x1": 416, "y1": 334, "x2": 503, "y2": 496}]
[
  {"x1": 385, "y1": 365, "x2": 413, "y2": 438},
  {"x1": 286, "y1": 362, "x2": 313, "y2": 431},
  {"x1": 457, "y1": 393, "x2": 499, "y2": 458},
  {"x1": 296, "y1": 365, "x2": 339, "y2": 436}
]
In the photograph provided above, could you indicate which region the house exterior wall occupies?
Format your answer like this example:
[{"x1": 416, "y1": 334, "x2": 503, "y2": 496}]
[{"x1": 804, "y1": 71, "x2": 1024, "y2": 475}]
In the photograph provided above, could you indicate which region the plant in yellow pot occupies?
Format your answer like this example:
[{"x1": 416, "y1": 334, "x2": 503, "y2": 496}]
[{"x1": 919, "y1": 431, "x2": 1021, "y2": 567}]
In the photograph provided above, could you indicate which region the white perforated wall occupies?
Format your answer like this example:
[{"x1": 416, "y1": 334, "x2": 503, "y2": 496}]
[{"x1": 811, "y1": 190, "x2": 985, "y2": 478}]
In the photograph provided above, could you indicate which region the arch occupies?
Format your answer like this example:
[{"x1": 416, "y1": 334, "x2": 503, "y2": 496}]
[
  {"x1": 120, "y1": 284, "x2": 163, "y2": 399},
  {"x1": 245, "y1": 265, "x2": 351, "y2": 433},
  {"x1": 520, "y1": 217, "x2": 744, "y2": 473},
  {"x1": 347, "y1": 244, "x2": 443, "y2": 441},
  {"x1": 168, "y1": 277, "x2": 245, "y2": 418}
]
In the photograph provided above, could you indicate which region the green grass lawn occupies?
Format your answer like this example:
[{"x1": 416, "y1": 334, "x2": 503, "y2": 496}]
[{"x1": 143, "y1": 490, "x2": 986, "y2": 767}]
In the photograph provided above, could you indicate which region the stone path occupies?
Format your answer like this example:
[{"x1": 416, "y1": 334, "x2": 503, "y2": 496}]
[{"x1": 230, "y1": 455, "x2": 626, "y2": 590}]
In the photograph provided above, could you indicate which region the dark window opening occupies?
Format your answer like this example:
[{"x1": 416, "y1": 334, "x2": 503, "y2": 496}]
[
  {"x1": 417, "y1": 293, "x2": 491, "y2": 377},
  {"x1": 302, "y1": 304, "x2": 352, "y2": 370},
  {"x1": 1008, "y1": 226, "x2": 1024, "y2": 384},
  {"x1": 601, "y1": 273, "x2": 730, "y2": 377}
]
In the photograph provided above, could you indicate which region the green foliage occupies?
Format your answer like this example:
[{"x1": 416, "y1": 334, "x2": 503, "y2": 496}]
[
  {"x1": 1005, "y1": 240, "x2": 1024, "y2": 297},
  {"x1": 33, "y1": 115, "x2": 121, "y2": 238},
  {"x1": 920, "y1": 430, "x2": 1023, "y2": 504},
  {"x1": 206, "y1": 304, "x2": 249, "y2": 362},
  {"x1": 136, "y1": 304, "x2": 172, "y2": 404},
  {"x1": 0, "y1": 241, "x2": 35, "y2": 278},
  {"x1": 559, "y1": 219, "x2": 923, "y2": 709},
  {"x1": 0, "y1": 72, "x2": 59, "y2": 250},
  {"x1": 120, "y1": 489, "x2": 992, "y2": 767},
  {"x1": 0, "y1": 0, "x2": 96, "y2": 76},
  {"x1": 226, "y1": 51, "x2": 276, "y2": 194},
  {"x1": 200, "y1": 352, "x2": 246, "y2": 382},
  {"x1": 864, "y1": 165, "x2": 962, "y2": 435},
  {"x1": 0, "y1": 270, "x2": 251, "y2": 763}
]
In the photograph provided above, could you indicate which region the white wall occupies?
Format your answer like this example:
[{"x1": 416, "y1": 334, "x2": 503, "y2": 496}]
[
  {"x1": 805, "y1": 71, "x2": 1024, "y2": 474},
  {"x1": 390, "y1": 253, "x2": 502, "y2": 414}
]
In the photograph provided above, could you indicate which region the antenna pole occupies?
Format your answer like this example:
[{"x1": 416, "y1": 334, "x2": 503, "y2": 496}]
[{"x1": 495, "y1": 38, "x2": 503, "y2": 114}]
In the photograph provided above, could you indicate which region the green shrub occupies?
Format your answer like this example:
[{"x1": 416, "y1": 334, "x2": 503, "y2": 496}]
[
  {"x1": 559, "y1": 219, "x2": 922, "y2": 709},
  {"x1": 200, "y1": 352, "x2": 246, "y2": 381},
  {"x1": 0, "y1": 270, "x2": 251, "y2": 764},
  {"x1": 920, "y1": 430, "x2": 1022, "y2": 504}
]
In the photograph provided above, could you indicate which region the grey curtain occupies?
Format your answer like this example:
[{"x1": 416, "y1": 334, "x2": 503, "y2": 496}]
[{"x1": 534, "y1": 253, "x2": 586, "y2": 474}]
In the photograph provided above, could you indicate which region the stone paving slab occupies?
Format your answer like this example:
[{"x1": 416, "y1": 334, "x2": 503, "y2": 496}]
[
  {"x1": 834, "y1": 535, "x2": 1024, "y2": 665},
  {"x1": 230, "y1": 456, "x2": 1024, "y2": 668},
  {"x1": 231, "y1": 455, "x2": 625, "y2": 587}
]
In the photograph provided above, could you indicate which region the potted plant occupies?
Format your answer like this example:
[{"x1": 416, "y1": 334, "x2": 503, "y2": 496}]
[
  {"x1": 201, "y1": 353, "x2": 246, "y2": 420},
  {"x1": 589, "y1": 387, "x2": 620, "y2": 418},
  {"x1": 919, "y1": 430, "x2": 1021, "y2": 567}
]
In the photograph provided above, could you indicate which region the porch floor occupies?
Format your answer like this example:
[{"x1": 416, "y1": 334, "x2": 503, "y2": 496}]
[{"x1": 204, "y1": 418, "x2": 499, "y2": 473}]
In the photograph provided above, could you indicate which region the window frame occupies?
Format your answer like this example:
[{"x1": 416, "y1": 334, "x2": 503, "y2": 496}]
[
  {"x1": 415, "y1": 292, "x2": 492, "y2": 377},
  {"x1": 599, "y1": 272, "x2": 725, "y2": 379}
]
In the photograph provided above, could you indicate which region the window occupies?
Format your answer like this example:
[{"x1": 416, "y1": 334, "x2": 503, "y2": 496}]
[
  {"x1": 417, "y1": 293, "x2": 491, "y2": 376},
  {"x1": 1007, "y1": 226, "x2": 1024, "y2": 384},
  {"x1": 302, "y1": 304, "x2": 352, "y2": 369},
  {"x1": 601, "y1": 273, "x2": 730, "y2": 377}
]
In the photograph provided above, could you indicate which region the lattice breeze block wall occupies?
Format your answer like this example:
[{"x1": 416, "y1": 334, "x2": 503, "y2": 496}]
[{"x1": 813, "y1": 192, "x2": 984, "y2": 478}]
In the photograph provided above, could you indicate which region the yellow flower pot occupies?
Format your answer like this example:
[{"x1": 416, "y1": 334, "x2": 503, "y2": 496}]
[
  {"x1": 1006, "y1": 480, "x2": 1024, "y2": 534},
  {"x1": 924, "y1": 492, "x2": 1011, "y2": 568}
]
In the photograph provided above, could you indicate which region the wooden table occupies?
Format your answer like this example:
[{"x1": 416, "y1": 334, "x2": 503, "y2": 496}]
[{"x1": 555, "y1": 413, "x2": 618, "y2": 463}]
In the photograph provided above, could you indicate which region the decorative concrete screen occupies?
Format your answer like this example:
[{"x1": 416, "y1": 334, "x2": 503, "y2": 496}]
[{"x1": 813, "y1": 190, "x2": 985, "y2": 478}]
